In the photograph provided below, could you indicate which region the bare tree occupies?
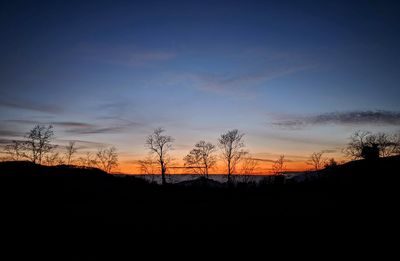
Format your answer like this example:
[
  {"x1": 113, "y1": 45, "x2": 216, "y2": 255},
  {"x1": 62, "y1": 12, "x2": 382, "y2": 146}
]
[
  {"x1": 238, "y1": 156, "x2": 259, "y2": 183},
  {"x1": 23, "y1": 125, "x2": 55, "y2": 164},
  {"x1": 393, "y1": 132, "x2": 400, "y2": 155},
  {"x1": 184, "y1": 140, "x2": 217, "y2": 178},
  {"x1": 240, "y1": 156, "x2": 258, "y2": 174},
  {"x1": 78, "y1": 152, "x2": 98, "y2": 168},
  {"x1": 145, "y1": 128, "x2": 174, "y2": 185},
  {"x1": 218, "y1": 129, "x2": 247, "y2": 183},
  {"x1": 65, "y1": 141, "x2": 78, "y2": 165},
  {"x1": 343, "y1": 130, "x2": 371, "y2": 159},
  {"x1": 324, "y1": 158, "x2": 338, "y2": 169},
  {"x1": 44, "y1": 152, "x2": 64, "y2": 166},
  {"x1": 138, "y1": 157, "x2": 159, "y2": 174},
  {"x1": 3, "y1": 140, "x2": 24, "y2": 161},
  {"x1": 367, "y1": 132, "x2": 400, "y2": 157},
  {"x1": 272, "y1": 155, "x2": 286, "y2": 175},
  {"x1": 96, "y1": 147, "x2": 119, "y2": 173},
  {"x1": 344, "y1": 131, "x2": 400, "y2": 159},
  {"x1": 307, "y1": 152, "x2": 326, "y2": 171},
  {"x1": 137, "y1": 157, "x2": 159, "y2": 182}
]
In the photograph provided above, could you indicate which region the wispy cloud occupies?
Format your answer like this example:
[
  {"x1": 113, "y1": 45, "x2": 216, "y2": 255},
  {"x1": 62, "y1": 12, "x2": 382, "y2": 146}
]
[
  {"x1": 152, "y1": 64, "x2": 314, "y2": 98},
  {"x1": 77, "y1": 43, "x2": 176, "y2": 66},
  {"x1": 173, "y1": 144, "x2": 193, "y2": 150},
  {"x1": 252, "y1": 152, "x2": 310, "y2": 162},
  {"x1": 251, "y1": 158, "x2": 279, "y2": 163},
  {"x1": 61, "y1": 120, "x2": 142, "y2": 135},
  {"x1": 3, "y1": 120, "x2": 96, "y2": 130},
  {"x1": 56, "y1": 139, "x2": 107, "y2": 149},
  {"x1": 2, "y1": 119, "x2": 142, "y2": 135},
  {"x1": 0, "y1": 138, "x2": 15, "y2": 144},
  {"x1": 271, "y1": 110, "x2": 400, "y2": 129},
  {"x1": 0, "y1": 99, "x2": 63, "y2": 114},
  {"x1": 64, "y1": 126, "x2": 125, "y2": 135},
  {"x1": 95, "y1": 100, "x2": 133, "y2": 119},
  {"x1": 191, "y1": 46, "x2": 318, "y2": 96},
  {"x1": 322, "y1": 149, "x2": 339, "y2": 154},
  {"x1": 3, "y1": 119, "x2": 41, "y2": 125},
  {"x1": 51, "y1": 122, "x2": 94, "y2": 128},
  {"x1": 198, "y1": 65, "x2": 314, "y2": 95},
  {"x1": 0, "y1": 129, "x2": 24, "y2": 137},
  {"x1": 233, "y1": 46, "x2": 314, "y2": 63}
]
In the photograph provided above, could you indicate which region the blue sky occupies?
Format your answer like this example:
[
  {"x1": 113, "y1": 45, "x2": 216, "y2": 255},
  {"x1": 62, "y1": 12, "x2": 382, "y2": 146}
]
[{"x1": 1, "y1": 0, "x2": 400, "y2": 172}]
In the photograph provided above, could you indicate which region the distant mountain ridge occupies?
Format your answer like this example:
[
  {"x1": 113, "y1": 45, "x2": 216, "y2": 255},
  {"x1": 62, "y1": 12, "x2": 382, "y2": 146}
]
[{"x1": 1, "y1": 155, "x2": 400, "y2": 185}]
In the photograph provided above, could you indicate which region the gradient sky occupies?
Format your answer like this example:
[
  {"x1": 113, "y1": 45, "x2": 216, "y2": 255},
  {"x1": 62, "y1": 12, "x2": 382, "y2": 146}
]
[{"x1": 1, "y1": 0, "x2": 400, "y2": 173}]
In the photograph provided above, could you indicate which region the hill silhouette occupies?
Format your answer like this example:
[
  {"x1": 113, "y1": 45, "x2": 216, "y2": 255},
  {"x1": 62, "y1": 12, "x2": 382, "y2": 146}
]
[
  {"x1": 317, "y1": 155, "x2": 400, "y2": 185},
  {"x1": 1, "y1": 157, "x2": 399, "y2": 257}
]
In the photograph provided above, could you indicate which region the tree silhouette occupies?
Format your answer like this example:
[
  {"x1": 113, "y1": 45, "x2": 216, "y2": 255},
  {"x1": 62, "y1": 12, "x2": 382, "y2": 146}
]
[
  {"x1": 344, "y1": 131, "x2": 371, "y2": 159},
  {"x1": 361, "y1": 144, "x2": 379, "y2": 160},
  {"x1": 366, "y1": 132, "x2": 399, "y2": 157},
  {"x1": 23, "y1": 125, "x2": 55, "y2": 164},
  {"x1": 65, "y1": 141, "x2": 78, "y2": 165},
  {"x1": 238, "y1": 156, "x2": 258, "y2": 183},
  {"x1": 4, "y1": 140, "x2": 24, "y2": 161},
  {"x1": 96, "y1": 147, "x2": 119, "y2": 173},
  {"x1": 240, "y1": 156, "x2": 258, "y2": 174},
  {"x1": 44, "y1": 151, "x2": 64, "y2": 166},
  {"x1": 138, "y1": 157, "x2": 159, "y2": 174},
  {"x1": 393, "y1": 132, "x2": 400, "y2": 155},
  {"x1": 324, "y1": 158, "x2": 338, "y2": 169},
  {"x1": 344, "y1": 131, "x2": 400, "y2": 159},
  {"x1": 272, "y1": 155, "x2": 286, "y2": 175},
  {"x1": 138, "y1": 156, "x2": 159, "y2": 183},
  {"x1": 145, "y1": 128, "x2": 174, "y2": 185},
  {"x1": 78, "y1": 152, "x2": 98, "y2": 168},
  {"x1": 184, "y1": 141, "x2": 216, "y2": 178},
  {"x1": 218, "y1": 129, "x2": 247, "y2": 183},
  {"x1": 307, "y1": 152, "x2": 325, "y2": 171}
]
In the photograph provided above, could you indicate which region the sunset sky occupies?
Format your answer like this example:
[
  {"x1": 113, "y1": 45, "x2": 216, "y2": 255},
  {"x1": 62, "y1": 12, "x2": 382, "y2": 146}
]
[{"x1": 1, "y1": 0, "x2": 400, "y2": 173}]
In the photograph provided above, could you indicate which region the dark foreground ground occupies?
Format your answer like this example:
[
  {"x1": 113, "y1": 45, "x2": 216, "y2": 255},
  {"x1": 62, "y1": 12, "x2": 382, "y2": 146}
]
[{"x1": 1, "y1": 157, "x2": 399, "y2": 258}]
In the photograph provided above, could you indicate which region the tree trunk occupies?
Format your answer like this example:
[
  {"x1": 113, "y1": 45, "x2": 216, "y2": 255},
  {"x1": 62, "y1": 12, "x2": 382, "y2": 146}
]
[
  {"x1": 227, "y1": 159, "x2": 231, "y2": 184},
  {"x1": 161, "y1": 162, "x2": 167, "y2": 185},
  {"x1": 161, "y1": 170, "x2": 166, "y2": 185}
]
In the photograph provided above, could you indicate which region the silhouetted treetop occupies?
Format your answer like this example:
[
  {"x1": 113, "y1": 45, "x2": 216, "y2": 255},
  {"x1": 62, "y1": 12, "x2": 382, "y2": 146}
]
[
  {"x1": 23, "y1": 124, "x2": 56, "y2": 164},
  {"x1": 184, "y1": 140, "x2": 217, "y2": 177},
  {"x1": 145, "y1": 128, "x2": 174, "y2": 185},
  {"x1": 344, "y1": 131, "x2": 400, "y2": 159},
  {"x1": 218, "y1": 129, "x2": 247, "y2": 182}
]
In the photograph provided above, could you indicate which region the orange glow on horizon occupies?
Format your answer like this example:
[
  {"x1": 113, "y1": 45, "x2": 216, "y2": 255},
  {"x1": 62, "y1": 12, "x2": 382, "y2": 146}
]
[{"x1": 114, "y1": 156, "x2": 345, "y2": 175}]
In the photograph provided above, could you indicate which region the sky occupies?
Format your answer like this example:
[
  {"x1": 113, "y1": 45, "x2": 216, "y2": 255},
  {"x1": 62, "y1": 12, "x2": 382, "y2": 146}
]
[{"x1": 1, "y1": 0, "x2": 400, "y2": 173}]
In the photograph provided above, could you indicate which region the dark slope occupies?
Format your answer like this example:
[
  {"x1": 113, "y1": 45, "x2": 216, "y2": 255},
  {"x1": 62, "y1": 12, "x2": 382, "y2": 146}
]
[
  {"x1": 317, "y1": 155, "x2": 400, "y2": 185},
  {"x1": 1, "y1": 157, "x2": 399, "y2": 224},
  {"x1": 0, "y1": 158, "x2": 399, "y2": 257}
]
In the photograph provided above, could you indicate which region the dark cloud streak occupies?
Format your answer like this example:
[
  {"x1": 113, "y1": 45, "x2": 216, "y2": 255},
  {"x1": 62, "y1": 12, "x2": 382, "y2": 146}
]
[
  {"x1": 0, "y1": 129, "x2": 24, "y2": 137},
  {"x1": 1, "y1": 119, "x2": 142, "y2": 135},
  {"x1": 0, "y1": 99, "x2": 63, "y2": 114},
  {"x1": 56, "y1": 139, "x2": 107, "y2": 149},
  {"x1": 272, "y1": 110, "x2": 400, "y2": 129},
  {"x1": 63, "y1": 121, "x2": 141, "y2": 135}
]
